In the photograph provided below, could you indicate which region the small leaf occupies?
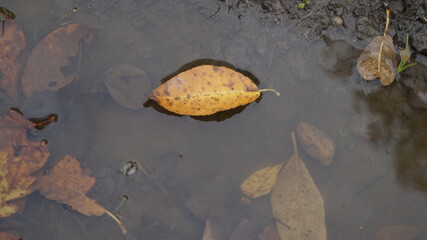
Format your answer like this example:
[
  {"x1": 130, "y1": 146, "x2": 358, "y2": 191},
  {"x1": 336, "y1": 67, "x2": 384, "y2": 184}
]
[
  {"x1": 357, "y1": 35, "x2": 397, "y2": 86},
  {"x1": 102, "y1": 64, "x2": 151, "y2": 110},
  {"x1": 0, "y1": 231, "x2": 20, "y2": 240},
  {"x1": 0, "y1": 22, "x2": 25, "y2": 101},
  {"x1": 296, "y1": 121, "x2": 335, "y2": 165},
  {"x1": 271, "y1": 132, "x2": 327, "y2": 240},
  {"x1": 21, "y1": 24, "x2": 97, "y2": 97},
  {"x1": 0, "y1": 110, "x2": 49, "y2": 218},
  {"x1": 150, "y1": 65, "x2": 279, "y2": 116},
  {"x1": 375, "y1": 225, "x2": 421, "y2": 240},
  {"x1": 36, "y1": 155, "x2": 126, "y2": 234},
  {"x1": 240, "y1": 163, "x2": 283, "y2": 199}
]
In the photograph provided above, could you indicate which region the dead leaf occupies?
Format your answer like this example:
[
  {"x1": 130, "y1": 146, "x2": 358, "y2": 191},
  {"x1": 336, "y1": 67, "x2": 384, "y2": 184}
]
[
  {"x1": 102, "y1": 64, "x2": 151, "y2": 110},
  {"x1": 356, "y1": 9, "x2": 397, "y2": 86},
  {"x1": 21, "y1": 24, "x2": 97, "y2": 97},
  {"x1": 0, "y1": 22, "x2": 26, "y2": 101},
  {"x1": 296, "y1": 121, "x2": 335, "y2": 166},
  {"x1": 259, "y1": 226, "x2": 280, "y2": 240},
  {"x1": 240, "y1": 163, "x2": 283, "y2": 199},
  {"x1": 0, "y1": 231, "x2": 21, "y2": 240},
  {"x1": 230, "y1": 219, "x2": 260, "y2": 240},
  {"x1": 202, "y1": 217, "x2": 223, "y2": 240},
  {"x1": 150, "y1": 65, "x2": 279, "y2": 116},
  {"x1": 0, "y1": 110, "x2": 49, "y2": 218},
  {"x1": 375, "y1": 225, "x2": 421, "y2": 240},
  {"x1": 36, "y1": 155, "x2": 126, "y2": 234},
  {"x1": 271, "y1": 132, "x2": 327, "y2": 240}
]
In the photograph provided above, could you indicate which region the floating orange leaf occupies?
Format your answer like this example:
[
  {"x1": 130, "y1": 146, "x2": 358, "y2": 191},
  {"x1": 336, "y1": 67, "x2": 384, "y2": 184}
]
[
  {"x1": 0, "y1": 22, "x2": 25, "y2": 101},
  {"x1": 0, "y1": 110, "x2": 49, "y2": 218},
  {"x1": 150, "y1": 65, "x2": 279, "y2": 116},
  {"x1": 21, "y1": 24, "x2": 97, "y2": 97},
  {"x1": 36, "y1": 155, "x2": 126, "y2": 234}
]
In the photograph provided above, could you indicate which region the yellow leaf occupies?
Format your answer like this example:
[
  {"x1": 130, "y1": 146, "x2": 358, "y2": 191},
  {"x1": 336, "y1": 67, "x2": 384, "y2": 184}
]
[
  {"x1": 240, "y1": 163, "x2": 283, "y2": 199},
  {"x1": 271, "y1": 132, "x2": 326, "y2": 240},
  {"x1": 150, "y1": 65, "x2": 279, "y2": 116},
  {"x1": 0, "y1": 110, "x2": 49, "y2": 218}
]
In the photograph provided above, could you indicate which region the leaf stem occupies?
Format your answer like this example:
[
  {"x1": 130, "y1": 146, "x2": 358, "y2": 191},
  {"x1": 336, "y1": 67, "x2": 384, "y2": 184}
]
[
  {"x1": 377, "y1": 9, "x2": 390, "y2": 76},
  {"x1": 291, "y1": 131, "x2": 298, "y2": 157},
  {"x1": 104, "y1": 209, "x2": 127, "y2": 234},
  {"x1": 259, "y1": 88, "x2": 280, "y2": 96}
]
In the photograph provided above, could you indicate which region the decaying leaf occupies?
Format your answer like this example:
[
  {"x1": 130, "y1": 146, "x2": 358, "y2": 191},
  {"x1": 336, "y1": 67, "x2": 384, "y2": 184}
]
[
  {"x1": 36, "y1": 155, "x2": 126, "y2": 234},
  {"x1": 271, "y1": 132, "x2": 326, "y2": 240},
  {"x1": 202, "y1": 217, "x2": 222, "y2": 240},
  {"x1": 230, "y1": 218, "x2": 260, "y2": 240},
  {"x1": 150, "y1": 65, "x2": 279, "y2": 116},
  {"x1": 357, "y1": 35, "x2": 397, "y2": 86},
  {"x1": 21, "y1": 24, "x2": 97, "y2": 97},
  {"x1": 296, "y1": 121, "x2": 335, "y2": 165},
  {"x1": 0, "y1": 110, "x2": 49, "y2": 218},
  {"x1": 356, "y1": 9, "x2": 397, "y2": 86},
  {"x1": 0, "y1": 231, "x2": 20, "y2": 240},
  {"x1": 375, "y1": 225, "x2": 421, "y2": 240},
  {"x1": 240, "y1": 163, "x2": 283, "y2": 199},
  {"x1": 0, "y1": 21, "x2": 25, "y2": 101},
  {"x1": 102, "y1": 64, "x2": 151, "y2": 110},
  {"x1": 259, "y1": 226, "x2": 281, "y2": 240}
]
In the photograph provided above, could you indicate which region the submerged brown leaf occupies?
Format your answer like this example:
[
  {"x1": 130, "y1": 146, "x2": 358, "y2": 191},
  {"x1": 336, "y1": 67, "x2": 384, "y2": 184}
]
[
  {"x1": 0, "y1": 231, "x2": 21, "y2": 240},
  {"x1": 36, "y1": 155, "x2": 126, "y2": 234},
  {"x1": 271, "y1": 132, "x2": 326, "y2": 240},
  {"x1": 375, "y1": 225, "x2": 421, "y2": 240},
  {"x1": 21, "y1": 24, "x2": 97, "y2": 97},
  {"x1": 240, "y1": 163, "x2": 283, "y2": 199},
  {"x1": 36, "y1": 155, "x2": 105, "y2": 216},
  {"x1": 296, "y1": 122, "x2": 335, "y2": 166},
  {"x1": 0, "y1": 110, "x2": 49, "y2": 218},
  {"x1": 0, "y1": 22, "x2": 26, "y2": 101}
]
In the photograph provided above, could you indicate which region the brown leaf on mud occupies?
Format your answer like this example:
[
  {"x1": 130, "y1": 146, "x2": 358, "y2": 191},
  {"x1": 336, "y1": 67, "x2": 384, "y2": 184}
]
[
  {"x1": 230, "y1": 219, "x2": 260, "y2": 240},
  {"x1": 36, "y1": 155, "x2": 127, "y2": 234},
  {"x1": 36, "y1": 155, "x2": 105, "y2": 216},
  {"x1": 357, "y1": 35, "x2": 397, "y2": 86},
  {"x1": 375, "y1": 225, "x2": 421, "y2": 240},
  {"x1": 259, "y1": 226, "x2": 280, "y2": 240},
  {"x1": 0, "y1": 231, "x2": 21, "y2": 240},
  {"x1": 150, "y1": 65, "x2": 279, "y2": 116},
  {"x1": 296, "y1": 122, "x2": 335, "y2": 165},
  {"x1": 0, "y1": 22, "x2": 26, "y2": 101},
  {"x1": 21, "y1": 24, "x2": 97, "y2": 97},
  {"x1": 271, "y1": 132, "x2": 327, "y2": 240},
  {"x1": 356, "y1": 9, "x2": 397, "y2": 86},
  {"x1": 0, "y1": 110, "x2": 49, "y2": 218}
]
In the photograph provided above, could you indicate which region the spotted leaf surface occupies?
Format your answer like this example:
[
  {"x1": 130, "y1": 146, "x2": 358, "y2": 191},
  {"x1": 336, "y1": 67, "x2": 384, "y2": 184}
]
[{"x1": 150, "y1": 65, "x2": 261, "y2": 116}]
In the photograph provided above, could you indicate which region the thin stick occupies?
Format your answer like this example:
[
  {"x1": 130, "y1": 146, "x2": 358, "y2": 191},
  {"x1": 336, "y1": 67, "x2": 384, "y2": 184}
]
[
  {"x1": 377, "y1": 9, "x2": 390, "y2": 76},
  {"x1": 259, "y1": 88, "x2": 281, "y2": 96},
  {"x1": 104, "y1": 209, "x2": 127, "y2": 234}
]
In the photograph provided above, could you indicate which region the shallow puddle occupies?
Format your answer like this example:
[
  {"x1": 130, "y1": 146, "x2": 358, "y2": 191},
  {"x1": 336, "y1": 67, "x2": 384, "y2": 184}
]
[{"x1": 1, "y1": 0, "x2": 427, "y2": 240}]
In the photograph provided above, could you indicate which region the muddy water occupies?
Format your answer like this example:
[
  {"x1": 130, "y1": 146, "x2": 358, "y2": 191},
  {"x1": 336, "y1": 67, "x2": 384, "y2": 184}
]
[{"x1": 1, "y1": 0, "x2": 427, "y2": 240}]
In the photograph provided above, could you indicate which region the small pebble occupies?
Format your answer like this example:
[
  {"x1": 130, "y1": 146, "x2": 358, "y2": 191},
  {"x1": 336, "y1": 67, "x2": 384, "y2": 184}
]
[{"x1": 333, "y1": 16, "x2": 344, "y2": 26}]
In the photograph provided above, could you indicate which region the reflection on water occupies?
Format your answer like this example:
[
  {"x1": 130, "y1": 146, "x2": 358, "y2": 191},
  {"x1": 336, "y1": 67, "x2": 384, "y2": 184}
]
[{"x1": 1, "y1": 0, "x2": 427, "y2": 240}]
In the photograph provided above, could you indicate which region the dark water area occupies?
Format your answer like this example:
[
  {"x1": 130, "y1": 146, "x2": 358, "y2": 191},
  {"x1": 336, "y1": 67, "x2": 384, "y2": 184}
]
[{"x1": 1, "y1": 0, "x2": 427, "y2": 240}]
